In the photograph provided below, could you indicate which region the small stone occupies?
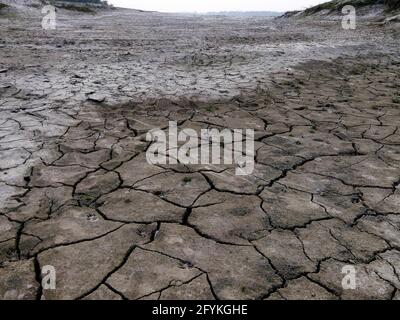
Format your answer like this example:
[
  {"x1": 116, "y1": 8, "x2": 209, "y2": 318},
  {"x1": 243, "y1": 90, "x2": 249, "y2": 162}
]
[{"x1": 87, "y1": 93, "x2": 106, "y2": 103}]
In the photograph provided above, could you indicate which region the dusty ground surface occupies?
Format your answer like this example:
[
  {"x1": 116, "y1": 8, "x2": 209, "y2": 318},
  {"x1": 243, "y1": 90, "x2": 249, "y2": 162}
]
[{"x1": 0, "y1": 6, "x2": 400, "y2": 300}]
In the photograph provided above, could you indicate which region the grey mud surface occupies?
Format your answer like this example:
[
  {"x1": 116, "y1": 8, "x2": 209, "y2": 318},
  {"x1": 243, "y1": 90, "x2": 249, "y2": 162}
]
[{"x1": 0, "y1": 7, "x2": 400, "y2": 300}]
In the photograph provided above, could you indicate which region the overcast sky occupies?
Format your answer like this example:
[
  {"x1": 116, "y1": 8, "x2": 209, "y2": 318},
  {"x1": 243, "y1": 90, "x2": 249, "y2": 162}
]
[{"x1": 108, "y1": 0, "x2": 328, "y2": 13}]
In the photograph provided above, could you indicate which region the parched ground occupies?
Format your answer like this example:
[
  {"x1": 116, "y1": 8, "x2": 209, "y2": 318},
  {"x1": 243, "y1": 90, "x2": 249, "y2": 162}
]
[{"x1": 0, "y1": 7, "x2": 400, "y2": 300}]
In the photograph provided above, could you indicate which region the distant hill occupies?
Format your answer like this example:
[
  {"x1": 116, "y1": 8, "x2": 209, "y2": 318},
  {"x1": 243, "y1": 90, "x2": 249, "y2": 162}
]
[
  {"x1": 60, "y1": 0, "x2": 104, "y2": 3},
  {"x1": 56, "y1": 0, "x2": 109, "y2": 5},
  {"x1": 0, "y1": 0, "x2": 111, "y2": 13},
  {"x1": 304, "y1": 0, "x2": 400, "y2": 14},
  {"x1": 204, "y1": 11, "x2": 282, "y2": 17},
  {"x1": 280, "y1": 0, "x2": 400, "y2": 19},
  {"x1": 1, "y1": 0, "x2": 109, "y2": 6}
]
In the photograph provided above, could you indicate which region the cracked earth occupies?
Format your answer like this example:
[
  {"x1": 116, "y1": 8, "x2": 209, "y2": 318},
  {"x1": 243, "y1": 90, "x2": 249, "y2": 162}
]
[{"x1": 0, "y1": 7, "x2": 400, "y2": 300}]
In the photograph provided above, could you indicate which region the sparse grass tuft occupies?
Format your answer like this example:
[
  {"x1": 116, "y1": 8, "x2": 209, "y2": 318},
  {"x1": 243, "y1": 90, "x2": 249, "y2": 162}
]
[
  {"x1": 77, "y1": 194, "x2": 96, "y2": 204},
  {"x1": 392, "y1": 96, "x2": 400, "y2": 104},
  {"x1": 205, "y1": 105, "x2": 218, "y2": 112},
  {"x1": 183, "y1": 176, "x2": 192, "y2": 183}
]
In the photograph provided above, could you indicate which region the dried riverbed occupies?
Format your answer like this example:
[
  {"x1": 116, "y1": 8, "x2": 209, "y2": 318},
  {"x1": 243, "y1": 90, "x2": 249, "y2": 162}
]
[{"x1": 0, "y1": 7, "x2": 400, "y2": 300}]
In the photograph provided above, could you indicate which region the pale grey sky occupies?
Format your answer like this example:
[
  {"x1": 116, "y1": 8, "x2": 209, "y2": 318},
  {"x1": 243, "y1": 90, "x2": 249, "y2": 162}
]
[{"x1": 108, "y1": 0, "x2": 328, "y2": 13}]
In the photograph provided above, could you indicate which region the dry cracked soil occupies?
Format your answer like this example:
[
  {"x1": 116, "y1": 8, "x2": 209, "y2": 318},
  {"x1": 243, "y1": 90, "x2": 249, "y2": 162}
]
[{"x1": 0, "y1": 6, "x2": 400, "y2": 300}]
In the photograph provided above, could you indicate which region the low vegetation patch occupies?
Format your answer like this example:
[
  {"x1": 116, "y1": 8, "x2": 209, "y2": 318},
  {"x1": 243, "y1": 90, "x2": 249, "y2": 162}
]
[
  {"x1": 0, "y1": 3, "x2": 9, "y2": 11},
  {"x1": 304, "y1": 0, "x2": 400, "y2": 15},
  {"x1": 57, "y1": 4, "x2": 96, "y2": 13},
  {"x1": 384, "y1": 0, "x2": 400, "y2": 11},
  {"x1": 43, "y1": 0, "x2": 108, "y2": 13},
  {"x1": 182, "y1": 176, "x2": 192, "y2": 183}
]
